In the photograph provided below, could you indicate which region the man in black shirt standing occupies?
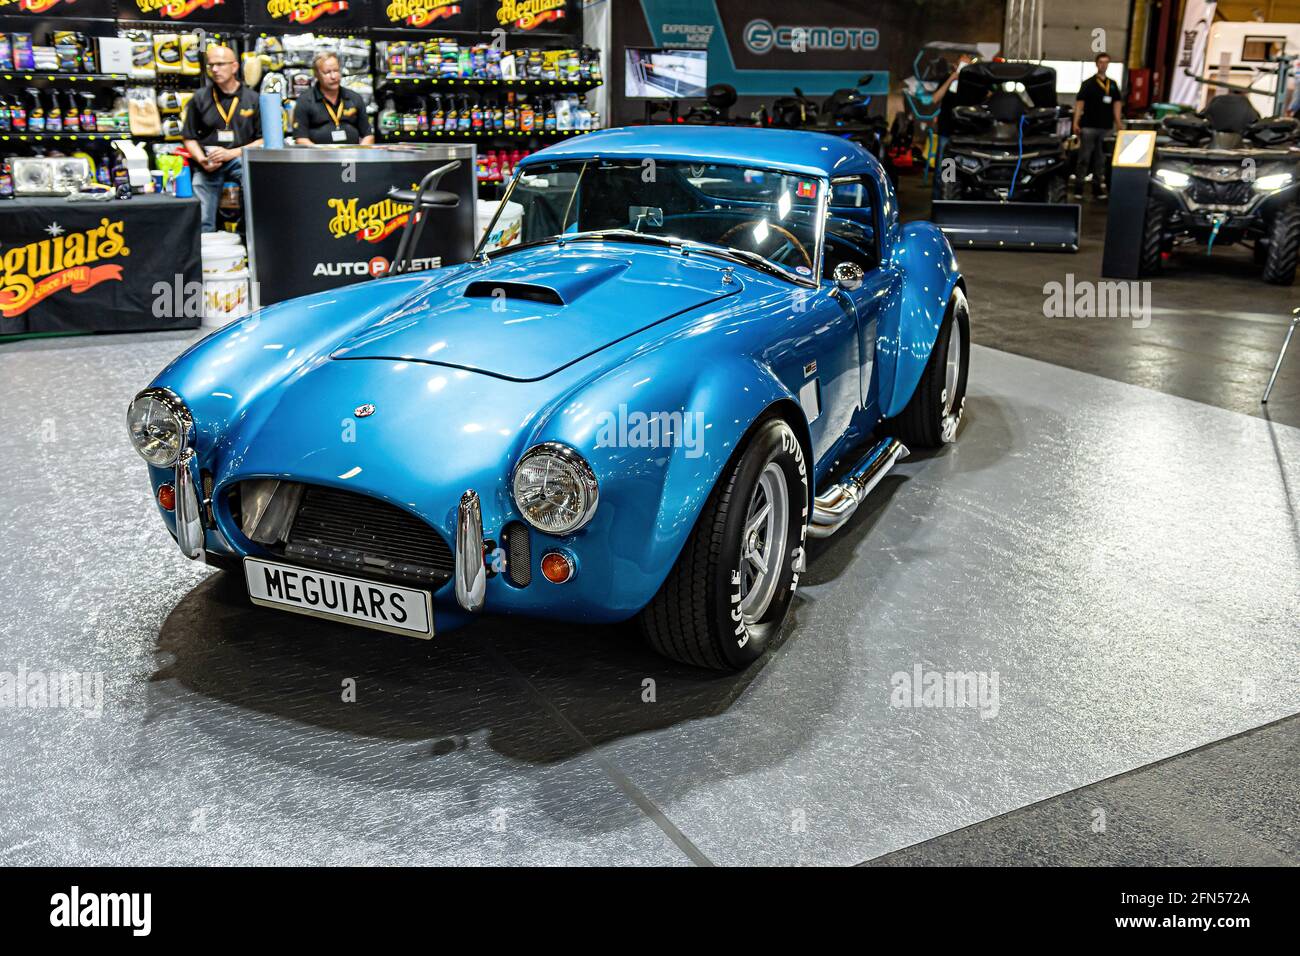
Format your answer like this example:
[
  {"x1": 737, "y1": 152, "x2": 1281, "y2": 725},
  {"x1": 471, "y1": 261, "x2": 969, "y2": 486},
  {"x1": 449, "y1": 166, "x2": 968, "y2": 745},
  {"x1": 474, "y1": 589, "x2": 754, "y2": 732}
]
[
  {"x1": 181, "y1": 44, "x2": 262, "y2": 232},
  {"x1": 1073, "y1": 52, "x2": 1124, "y2": 199},
  {"x1": 293, "y1": 52, "x2": 373, "y2": 146}
]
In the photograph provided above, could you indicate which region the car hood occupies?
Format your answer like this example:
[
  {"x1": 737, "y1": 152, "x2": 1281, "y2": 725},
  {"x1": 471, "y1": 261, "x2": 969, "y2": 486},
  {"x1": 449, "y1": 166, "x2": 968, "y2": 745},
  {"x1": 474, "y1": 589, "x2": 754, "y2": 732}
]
[{"x1": 329, "y1": 243, "x2": 742, "y2": 381}]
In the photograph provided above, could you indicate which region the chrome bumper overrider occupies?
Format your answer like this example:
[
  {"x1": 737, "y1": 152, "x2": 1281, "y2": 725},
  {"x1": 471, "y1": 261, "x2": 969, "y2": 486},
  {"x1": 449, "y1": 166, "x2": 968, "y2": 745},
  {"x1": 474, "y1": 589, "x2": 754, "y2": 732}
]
[
  {"x1": 808, "y1": 438, "x2": 909, "y2": 539},
  {"x1": 174, "y1": 447, "x2": 205, "y2": 560},
  {"x1": 455, "y1": 489, "x2": 486, "y2": 612}
]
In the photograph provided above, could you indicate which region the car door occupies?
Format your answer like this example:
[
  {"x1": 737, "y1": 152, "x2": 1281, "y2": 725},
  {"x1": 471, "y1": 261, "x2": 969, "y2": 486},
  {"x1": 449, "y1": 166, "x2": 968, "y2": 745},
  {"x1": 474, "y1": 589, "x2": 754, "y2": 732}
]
[{"x1": 825, "y1": 175, "x2": 902, "y2": 417}]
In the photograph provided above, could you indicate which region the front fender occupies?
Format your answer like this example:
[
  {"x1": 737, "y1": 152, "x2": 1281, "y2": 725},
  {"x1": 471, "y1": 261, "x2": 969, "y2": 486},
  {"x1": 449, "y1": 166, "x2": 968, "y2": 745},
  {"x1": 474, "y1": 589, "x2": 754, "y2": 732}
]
[
  {"x1": 876, "y1": 221, "x2": 962, "y2": 418},
  {"x1": 530, "y1": 348, "x2": 810, "y2": 618}
]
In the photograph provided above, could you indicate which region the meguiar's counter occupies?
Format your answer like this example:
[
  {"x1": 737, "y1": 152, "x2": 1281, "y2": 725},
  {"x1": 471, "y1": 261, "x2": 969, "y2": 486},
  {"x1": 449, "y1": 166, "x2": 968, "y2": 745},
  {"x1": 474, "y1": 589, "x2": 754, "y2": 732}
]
[{"x1": 243, "y1": 144, "x2": 477, "y2": 306}]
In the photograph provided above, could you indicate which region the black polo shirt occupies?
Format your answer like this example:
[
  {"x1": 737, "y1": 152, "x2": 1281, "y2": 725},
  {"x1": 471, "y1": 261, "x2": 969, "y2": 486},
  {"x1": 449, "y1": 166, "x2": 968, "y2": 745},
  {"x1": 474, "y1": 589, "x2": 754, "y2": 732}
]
[
  {"x1": 293, "y1": 85, "x2": 371, "y2": 144},
  {"x1": 1076, "y1": 73, "x2": 1123, "y2": 130},
  {"x1": 181, "y1": 82, "x2": 261, "y2": 148}
]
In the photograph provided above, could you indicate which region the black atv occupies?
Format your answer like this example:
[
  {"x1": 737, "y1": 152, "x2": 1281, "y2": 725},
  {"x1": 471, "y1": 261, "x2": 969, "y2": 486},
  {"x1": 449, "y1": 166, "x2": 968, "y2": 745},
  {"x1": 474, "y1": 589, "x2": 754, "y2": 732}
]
[
  {"x1": 934, "y1": 61, "x2": 1070, "y2": 203},
  {"x1": 769, "y1": 80, "x2": 889, "y2": 169},
  {"x1": 1142, "y1": 93, "x2": 1300, "y2": 284}
]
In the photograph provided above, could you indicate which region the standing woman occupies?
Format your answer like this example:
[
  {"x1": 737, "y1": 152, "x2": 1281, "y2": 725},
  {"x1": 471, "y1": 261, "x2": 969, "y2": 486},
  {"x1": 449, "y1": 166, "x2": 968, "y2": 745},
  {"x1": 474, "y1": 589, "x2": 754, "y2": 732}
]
[{"x1": 293, "y1": 52, "x2": 373, "y2": 145}]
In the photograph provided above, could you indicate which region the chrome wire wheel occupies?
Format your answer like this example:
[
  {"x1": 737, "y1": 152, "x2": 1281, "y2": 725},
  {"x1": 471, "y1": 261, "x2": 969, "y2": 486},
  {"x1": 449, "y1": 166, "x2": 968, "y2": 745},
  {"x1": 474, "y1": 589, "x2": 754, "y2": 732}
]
[{"x1": 738, "y1": 462, "x2": 789, "y2": 623}]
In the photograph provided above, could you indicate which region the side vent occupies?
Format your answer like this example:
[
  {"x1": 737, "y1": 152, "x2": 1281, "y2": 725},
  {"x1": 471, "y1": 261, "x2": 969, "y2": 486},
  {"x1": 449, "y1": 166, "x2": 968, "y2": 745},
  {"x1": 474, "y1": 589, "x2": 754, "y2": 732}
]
[
  {"x1": 501, "y1": 521, "x2": 532, "y2": 587},
  {"x1": 464, "y1": 280, "x2": 565, "y2": 306}
]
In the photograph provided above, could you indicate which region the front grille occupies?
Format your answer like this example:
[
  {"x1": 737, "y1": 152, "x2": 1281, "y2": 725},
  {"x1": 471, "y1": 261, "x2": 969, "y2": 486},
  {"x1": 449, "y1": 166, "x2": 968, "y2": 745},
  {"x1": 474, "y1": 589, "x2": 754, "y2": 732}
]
[
  {"x1": 1190, "y1": 179, "x2": 1253, "y2": 206},
  {"x1": 280, "y1": 485, "x2": 455, "y2": 587},
  {"x1": 501, "y1": 521, "x2": 532, "y2": 587}
]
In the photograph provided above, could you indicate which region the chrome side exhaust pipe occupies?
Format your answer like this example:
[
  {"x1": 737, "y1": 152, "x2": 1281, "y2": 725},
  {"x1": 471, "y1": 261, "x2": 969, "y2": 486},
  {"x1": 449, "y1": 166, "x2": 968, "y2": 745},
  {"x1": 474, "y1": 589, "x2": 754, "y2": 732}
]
[
  {"x1": 807, "y1": 438, "x2": 909, "y2": 539},
  {"x1": 455, "y1": 489, "x2": 487, "y2": 612}
]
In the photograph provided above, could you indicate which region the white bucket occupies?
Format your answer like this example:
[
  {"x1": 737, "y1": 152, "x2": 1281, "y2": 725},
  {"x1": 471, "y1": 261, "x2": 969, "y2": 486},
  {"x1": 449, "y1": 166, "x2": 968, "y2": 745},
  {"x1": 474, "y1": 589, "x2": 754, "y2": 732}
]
[
  {"x1": 479, "y1": 200, "x2": 523, "y2": 252},
  {"x1": 202, "y1": 268, "x2": 251, "y2": 328},
  {"x1": 203, "y1": 243, "x2": 247, "y2": 276}
]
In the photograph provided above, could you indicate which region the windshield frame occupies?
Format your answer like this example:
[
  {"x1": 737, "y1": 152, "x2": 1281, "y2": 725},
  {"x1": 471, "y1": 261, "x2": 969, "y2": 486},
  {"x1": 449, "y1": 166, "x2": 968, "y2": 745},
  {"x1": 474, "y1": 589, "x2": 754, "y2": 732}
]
[{"x1": 473, "y1": 158, "x2": 830, "y2": 289}]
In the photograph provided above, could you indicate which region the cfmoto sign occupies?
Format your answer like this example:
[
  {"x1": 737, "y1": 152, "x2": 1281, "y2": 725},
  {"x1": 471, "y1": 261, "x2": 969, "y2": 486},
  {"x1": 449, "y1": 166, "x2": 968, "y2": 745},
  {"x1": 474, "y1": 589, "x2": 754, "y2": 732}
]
[{"x1": 743, "y1": 18, "x2": 880, "y2": 55}]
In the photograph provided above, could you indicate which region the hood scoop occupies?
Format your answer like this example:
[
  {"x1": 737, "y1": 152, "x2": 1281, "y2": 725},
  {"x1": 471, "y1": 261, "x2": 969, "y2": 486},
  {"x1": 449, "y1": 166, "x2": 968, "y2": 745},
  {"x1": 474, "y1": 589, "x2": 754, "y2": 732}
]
[{"x1": 464, "y1": 280, "x2": 565, "y2": 306}]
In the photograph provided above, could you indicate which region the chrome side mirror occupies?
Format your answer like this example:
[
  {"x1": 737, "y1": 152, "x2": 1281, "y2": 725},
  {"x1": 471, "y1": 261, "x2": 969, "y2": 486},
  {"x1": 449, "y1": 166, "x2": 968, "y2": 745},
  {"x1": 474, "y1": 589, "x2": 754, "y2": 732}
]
[{"x1": 833, "y1": 261, "x2": 864, "y2": 290}]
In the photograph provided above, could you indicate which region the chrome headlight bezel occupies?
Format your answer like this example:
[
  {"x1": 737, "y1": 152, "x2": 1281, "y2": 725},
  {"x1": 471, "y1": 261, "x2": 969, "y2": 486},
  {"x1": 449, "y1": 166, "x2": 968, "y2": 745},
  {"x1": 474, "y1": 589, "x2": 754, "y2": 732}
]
[
  {"x1": 127, "y1": 387, "x2": 193, "y2": 468},
  {"x1": 511, "y1": 441, "x2": 599, "y2": 536}
]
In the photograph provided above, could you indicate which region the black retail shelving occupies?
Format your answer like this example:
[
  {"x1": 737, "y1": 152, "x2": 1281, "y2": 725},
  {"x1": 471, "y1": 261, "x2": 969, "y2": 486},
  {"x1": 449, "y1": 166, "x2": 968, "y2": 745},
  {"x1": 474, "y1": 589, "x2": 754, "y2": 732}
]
[{"x1": 382, "y1": 128, "x2": 592, "y2": 140}]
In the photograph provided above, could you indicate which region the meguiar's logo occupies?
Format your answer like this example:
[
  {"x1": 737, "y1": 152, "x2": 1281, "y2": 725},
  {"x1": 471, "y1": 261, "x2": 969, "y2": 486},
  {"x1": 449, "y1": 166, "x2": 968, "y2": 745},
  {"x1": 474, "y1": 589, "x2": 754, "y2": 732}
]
[
  {"x1": 0, "y1": 219, "x2": 129, "y2": 318},
  {"x1": 326, "y1": 196, "x2": 412, "y2": 243},
  {"x1": 497, "y1": 0, "x2": 565, "y2": 31},
  {"x1": 385, "y1": 0, "x2": 461, "y2": 27},
  {"x1": 133, "y1": 0, "x2": 223, "y2": 19},
  {"x1": 5, "y1": 0, "x2": 79, "y2": 13},
  {"x1": 266, "y1": 0, "x2": 349, "y2": 23}
]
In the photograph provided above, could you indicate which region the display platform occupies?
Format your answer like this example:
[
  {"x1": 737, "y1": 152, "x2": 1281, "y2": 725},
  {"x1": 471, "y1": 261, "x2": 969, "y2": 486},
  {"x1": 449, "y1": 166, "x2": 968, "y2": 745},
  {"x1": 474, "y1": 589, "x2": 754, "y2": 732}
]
[
  {"x1": 0, "y1": 195, "x2": 201, "y2": 339},
  {"x1": 1, "y1": 335, "x2": 1295, "y2": 865}
]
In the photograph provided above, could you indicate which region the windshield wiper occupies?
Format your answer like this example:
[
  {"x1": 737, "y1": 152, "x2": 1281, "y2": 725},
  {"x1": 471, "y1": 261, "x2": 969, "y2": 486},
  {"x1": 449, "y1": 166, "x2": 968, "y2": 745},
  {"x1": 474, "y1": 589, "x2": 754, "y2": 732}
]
[
  {"x1": 563, "y1": 228, "x2": 683, "y2": 249},
  {"x1": 684, "y1": 243, "x2": 801, "y2": 282}
]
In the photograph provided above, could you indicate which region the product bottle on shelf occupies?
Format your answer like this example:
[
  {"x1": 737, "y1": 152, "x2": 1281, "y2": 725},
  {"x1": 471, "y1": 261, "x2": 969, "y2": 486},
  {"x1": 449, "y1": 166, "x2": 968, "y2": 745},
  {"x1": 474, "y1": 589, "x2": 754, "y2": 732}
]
[
  {"x1": 520, "y1": 97, "x2": 534, "y2": 133},
  {"x1": 544, "y1": 98, "x2": 556, "y2": 132},
  {"x1": 492, "y1": 98, "x2": 504, "y2": 131},
  {"x1": 80, "y1": 92, "x2": 96, "y2": 132},
  {"x1": 47, "y1": 91, "x2": 62, "y2": 132},
  {"x1": 470, "y1": 95, "x2": 483, "y2": 130},
  {"x1": 63, "y1": 91, "x2": 80, "y2": 131},
  {"x1": 0, "y1": 96, "x2": 10, "y2": 132},
  {"x1": 0, "y1": 160, "x2": 14, "y2": 199},
  {"x1": 417, "y1": 96, "x2": 429, "y2": 131},
  {"x1": 457, "y1": 96, "x2": 471, "y2": 132},
  {"x1": 379, "y1": 96, "x2": 399, "y2": 136},
  {"x1": 446, "y1": 95, "x2": 459, "y2": 131},
  {"x1": 504, "y1": 92, "x2": 517, "y2": 131},
  {"x1": 27, "y1": 89, "x2": 45, "y2": 132},
  {"x1": 11, "y1": 94, "x2": 26, "y2": 131},
  {"x1": 430, "y1": 94, "x2": 444, "y2": 131}
]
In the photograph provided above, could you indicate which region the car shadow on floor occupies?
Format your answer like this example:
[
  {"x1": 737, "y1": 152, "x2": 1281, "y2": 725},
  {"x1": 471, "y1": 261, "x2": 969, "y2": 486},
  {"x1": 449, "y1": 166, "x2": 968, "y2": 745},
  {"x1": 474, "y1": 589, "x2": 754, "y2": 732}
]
[{"x1": 150, "y1": 568, "x2": 769, "y2": 773}]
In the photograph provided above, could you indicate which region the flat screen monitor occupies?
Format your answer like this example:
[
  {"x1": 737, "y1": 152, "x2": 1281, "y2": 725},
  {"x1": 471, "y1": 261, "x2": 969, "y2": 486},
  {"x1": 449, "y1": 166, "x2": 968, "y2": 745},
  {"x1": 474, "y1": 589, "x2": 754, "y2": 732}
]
[{"x1": 626, "y1": 47, "x2": 708, "y2": 99}]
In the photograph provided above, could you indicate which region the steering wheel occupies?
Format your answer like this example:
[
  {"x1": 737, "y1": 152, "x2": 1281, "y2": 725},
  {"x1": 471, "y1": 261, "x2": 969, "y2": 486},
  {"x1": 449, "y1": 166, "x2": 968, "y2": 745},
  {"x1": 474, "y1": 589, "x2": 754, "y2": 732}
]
[{"x1": 719, "y1": 220, "x2": 813, "y2": 271}]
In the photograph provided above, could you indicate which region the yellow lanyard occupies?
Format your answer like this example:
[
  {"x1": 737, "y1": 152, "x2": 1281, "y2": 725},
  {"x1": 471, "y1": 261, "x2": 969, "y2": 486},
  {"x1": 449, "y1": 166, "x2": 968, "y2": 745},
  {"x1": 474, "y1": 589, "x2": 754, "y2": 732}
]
[
  {"x1": 1098, "y1": 75, "x2": 1111, "y2": 96},
  {"x1": 213, "y1": 93, "x2": 239, "y2": 130},
  {"x1": 323, "y1": 94, "x2": 345, "y2": 129}
]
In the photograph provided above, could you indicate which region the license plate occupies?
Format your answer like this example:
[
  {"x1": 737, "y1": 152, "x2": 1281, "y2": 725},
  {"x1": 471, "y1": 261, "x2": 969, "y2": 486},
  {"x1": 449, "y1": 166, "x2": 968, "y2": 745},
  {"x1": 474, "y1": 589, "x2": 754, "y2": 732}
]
[{"x1": 243, "y1": 558, "x2": 434, "y2": 639}]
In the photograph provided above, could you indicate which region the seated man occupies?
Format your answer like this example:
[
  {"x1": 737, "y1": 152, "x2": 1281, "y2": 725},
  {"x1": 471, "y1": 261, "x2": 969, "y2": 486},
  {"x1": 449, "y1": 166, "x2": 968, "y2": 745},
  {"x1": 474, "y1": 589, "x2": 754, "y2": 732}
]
[{"x1": 182, "y1": 44, "x2": 263, "y2": 233}]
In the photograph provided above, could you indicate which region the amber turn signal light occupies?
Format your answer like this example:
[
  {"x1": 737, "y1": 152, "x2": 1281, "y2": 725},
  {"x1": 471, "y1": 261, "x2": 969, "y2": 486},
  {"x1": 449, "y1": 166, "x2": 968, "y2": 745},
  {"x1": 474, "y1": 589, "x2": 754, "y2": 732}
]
[
  {"x1": 157, "y1": 483, "x2": 176, "y2": 512},
  {"x1": 540, "y1": 551, "x2": 575, "y2": 584}
]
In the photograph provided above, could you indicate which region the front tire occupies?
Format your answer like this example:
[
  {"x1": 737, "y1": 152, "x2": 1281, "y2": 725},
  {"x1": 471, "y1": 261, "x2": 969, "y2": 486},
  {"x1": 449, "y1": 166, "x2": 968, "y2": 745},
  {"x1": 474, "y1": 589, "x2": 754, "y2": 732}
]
[
  {"x1": 1262, "y1": 204, "x2": 1300, "y2": 285},
  {"x1": 1044, "y1": 174, "x2": 1067, "y2": 204},
  {"x1": 639, "y1": 417, "x2": 809, "y2": 671},
  {"x1": 1140, "y1": 196, "x2": 1166, "y2": 277},
  {"x1": 881, "y1": 289, "x2": 971, "y2": 449}
]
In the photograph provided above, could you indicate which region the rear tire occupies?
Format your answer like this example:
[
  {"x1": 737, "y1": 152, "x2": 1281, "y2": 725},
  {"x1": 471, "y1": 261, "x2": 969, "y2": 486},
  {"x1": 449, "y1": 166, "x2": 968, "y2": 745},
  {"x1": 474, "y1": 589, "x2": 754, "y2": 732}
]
[
  {"x1": 1262, "y1": 204, "x2": 1300, "y2": 285},
  {"x1": 1140, "y1": 196, "x2": 1166, "y2": 277},
  {"x1": 880, "y1": 288, "x2": 971, "y2": 449},
  {"x1": 639, "y1": 417, "x2": 809, "y2": 671}
]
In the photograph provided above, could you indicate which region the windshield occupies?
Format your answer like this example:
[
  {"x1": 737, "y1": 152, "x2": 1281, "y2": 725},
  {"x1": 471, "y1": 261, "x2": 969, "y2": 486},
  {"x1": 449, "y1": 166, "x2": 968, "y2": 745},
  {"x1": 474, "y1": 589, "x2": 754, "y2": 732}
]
[{"x1": 475, "y1": 159, "x2": 826, "y2": 283}]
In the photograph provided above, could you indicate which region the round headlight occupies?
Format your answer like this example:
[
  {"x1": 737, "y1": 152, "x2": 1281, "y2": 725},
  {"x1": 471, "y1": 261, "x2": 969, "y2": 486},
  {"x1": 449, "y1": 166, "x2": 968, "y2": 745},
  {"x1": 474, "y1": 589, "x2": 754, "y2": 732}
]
[
  {"x1": 127, "y1": 389, "x2": 191, "y2": 467},
  {"x1": 511, "y1": 442, "x2": 599, "y2": 536}
]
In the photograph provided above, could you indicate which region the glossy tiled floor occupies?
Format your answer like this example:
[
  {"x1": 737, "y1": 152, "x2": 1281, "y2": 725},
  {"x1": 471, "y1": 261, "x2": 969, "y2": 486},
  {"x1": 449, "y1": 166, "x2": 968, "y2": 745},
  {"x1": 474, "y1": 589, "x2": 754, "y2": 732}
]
[{"x1": 2, "y1": 331, "x2": 1296, "y2": 864}]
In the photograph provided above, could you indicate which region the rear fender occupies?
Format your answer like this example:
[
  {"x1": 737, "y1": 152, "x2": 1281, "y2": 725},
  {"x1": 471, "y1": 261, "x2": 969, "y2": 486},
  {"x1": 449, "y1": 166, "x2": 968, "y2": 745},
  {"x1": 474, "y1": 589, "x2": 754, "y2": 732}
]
[{"x1": 876, "y1": 221, "x2": 961, "y2": 418}]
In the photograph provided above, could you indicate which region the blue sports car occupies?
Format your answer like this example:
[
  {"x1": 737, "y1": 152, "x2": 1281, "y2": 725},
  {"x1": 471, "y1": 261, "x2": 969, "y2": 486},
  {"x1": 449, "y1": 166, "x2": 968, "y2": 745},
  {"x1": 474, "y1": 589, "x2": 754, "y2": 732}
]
[{"x1": 127, "y1": 126, "x2": 969, "y2": 670}]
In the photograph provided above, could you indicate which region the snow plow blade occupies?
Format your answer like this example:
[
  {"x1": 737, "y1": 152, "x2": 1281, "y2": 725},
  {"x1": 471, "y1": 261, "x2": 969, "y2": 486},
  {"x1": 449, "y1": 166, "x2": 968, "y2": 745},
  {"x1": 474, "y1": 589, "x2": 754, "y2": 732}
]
[{"x1": 931, "y1": 200, "x2": 1081, "y2": 252}]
